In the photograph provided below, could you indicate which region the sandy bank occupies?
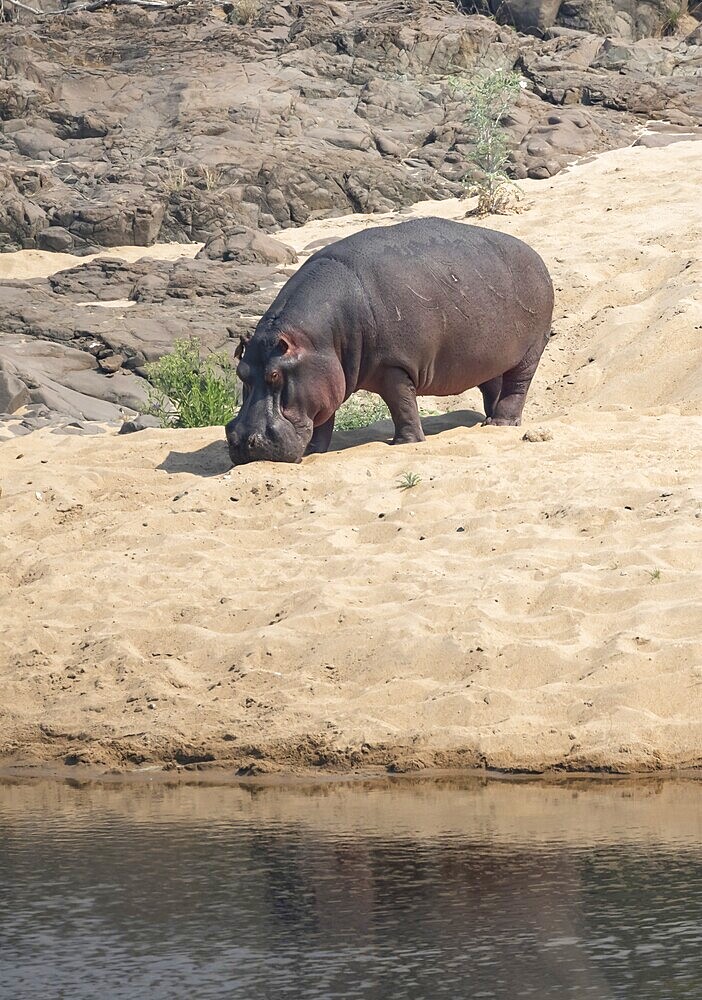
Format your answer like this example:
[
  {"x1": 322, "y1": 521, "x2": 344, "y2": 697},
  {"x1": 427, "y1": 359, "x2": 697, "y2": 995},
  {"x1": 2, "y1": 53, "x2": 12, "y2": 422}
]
[
  {"x1": 0, "y1": 242, "x2": 203, "y2": 282},
  {"x1": 1, "y1": 142, "x2": 701, "y2": 775}
]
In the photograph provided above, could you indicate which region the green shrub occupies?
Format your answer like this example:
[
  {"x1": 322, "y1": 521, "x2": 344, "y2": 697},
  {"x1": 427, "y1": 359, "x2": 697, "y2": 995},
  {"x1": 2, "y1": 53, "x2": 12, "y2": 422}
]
[
  {"x1": 335, "y1": 392, "x2": 390, "y2": 431},
  {"x1": 661, "y1": 1, "x2": 684, "y2": 33},
  {"x1": 449, "y1": 69, "x2": 522, "y2": 216},
  {"x1": 143, "y1": 337, "x2": 239, "y2": 428}
]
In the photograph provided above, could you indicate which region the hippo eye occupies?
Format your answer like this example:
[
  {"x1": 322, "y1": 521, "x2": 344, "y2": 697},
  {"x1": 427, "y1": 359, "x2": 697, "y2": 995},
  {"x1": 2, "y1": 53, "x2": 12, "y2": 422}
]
[{"x1": 266, "y1": 369, "x2": 282, "y2": 386}]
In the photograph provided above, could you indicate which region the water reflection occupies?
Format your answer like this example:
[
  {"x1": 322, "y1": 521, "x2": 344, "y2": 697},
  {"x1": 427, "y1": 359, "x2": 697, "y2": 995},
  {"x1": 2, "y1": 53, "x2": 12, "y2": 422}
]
[{"x1": 1, "y1": 776, "x2": 701, "y2": 999}]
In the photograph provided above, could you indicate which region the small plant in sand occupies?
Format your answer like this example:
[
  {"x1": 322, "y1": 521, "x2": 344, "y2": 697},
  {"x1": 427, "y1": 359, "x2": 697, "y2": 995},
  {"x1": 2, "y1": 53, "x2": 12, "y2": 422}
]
[
  {"x1": 397, "y1": 472, "x2": 422, "y2": 490},
  {"x1": 648, "y1": 568, "x2": 662, "y2": 583},
  {"x1": 143, "y1": 337, "x2": 239, "y2": 429},
  {"x1": 335, "y1": 392, "x2": 390, "y2": 431},
  {"x1": 449, "y1": 70, "x2": 522, "y2": 217},
  {"x1": 660, "y1": 1, "x2": 685, "y2": 34},
  {"x1": 162, "y1": 164, "x2": 189, "y2": 194},
  {"x1": 200, "y1": 165, "x2": 223, "y2": 191},
  {"x1": 229, "y1": 0, "x2": 260, "y2": 24}
]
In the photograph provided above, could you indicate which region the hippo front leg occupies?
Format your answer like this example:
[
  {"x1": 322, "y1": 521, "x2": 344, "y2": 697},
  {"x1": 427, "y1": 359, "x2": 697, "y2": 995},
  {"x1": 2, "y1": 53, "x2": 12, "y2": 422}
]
[
  {"x1": 305, "y1": 414, "x2": 335, "y2": 455},
  {"x1": 379, "y1": 367, "x2": 425, "y2": 445}
]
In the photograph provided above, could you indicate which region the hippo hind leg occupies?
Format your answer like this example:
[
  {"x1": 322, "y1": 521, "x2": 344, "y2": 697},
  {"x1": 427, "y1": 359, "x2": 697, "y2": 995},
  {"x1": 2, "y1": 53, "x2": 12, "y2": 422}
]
[
  {"x1": 479, "y1": 376, "x2": 503, "y2": 420},
  {"x1": 484, "y1": 337, "x2": 547, "y2": 427}
]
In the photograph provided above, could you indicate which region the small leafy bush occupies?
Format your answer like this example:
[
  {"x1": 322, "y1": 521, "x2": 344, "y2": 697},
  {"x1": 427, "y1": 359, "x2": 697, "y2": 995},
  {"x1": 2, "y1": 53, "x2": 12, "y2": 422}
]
[
  {"x1": 335, "y1": 392, "x2": 390, "y2": 431},
  {"x1": 143, "y1": 337, "x2": 239, "y2": 428},
  {"x1": 449, "y1": 70, "x2": 522, "y2": 216}
]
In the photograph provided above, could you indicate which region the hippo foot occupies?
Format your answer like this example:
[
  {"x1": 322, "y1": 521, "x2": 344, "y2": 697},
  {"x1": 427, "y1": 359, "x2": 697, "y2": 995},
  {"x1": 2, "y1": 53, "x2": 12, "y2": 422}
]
[
  {"x1": 391, "y1": 433, "x2": 425, "y2": 445},
  {"x1": 482, "y1": 417, "x2": 522, "y2": 427}
]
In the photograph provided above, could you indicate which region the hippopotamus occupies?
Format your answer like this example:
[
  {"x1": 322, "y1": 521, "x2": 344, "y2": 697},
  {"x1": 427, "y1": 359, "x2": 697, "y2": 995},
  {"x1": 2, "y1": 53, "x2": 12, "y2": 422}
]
[{"x1": 226, "y1": 216, "x2": 554, "y2": 465}]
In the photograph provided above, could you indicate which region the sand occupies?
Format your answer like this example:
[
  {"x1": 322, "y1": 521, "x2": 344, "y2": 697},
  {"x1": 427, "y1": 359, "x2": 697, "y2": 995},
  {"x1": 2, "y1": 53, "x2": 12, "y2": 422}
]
[
  {"x1": 0, "y1": 241, "x2": 203, "y2": 282},
  {"x1": 1, "y1": 142, "x2": 701, "y2": 775}
]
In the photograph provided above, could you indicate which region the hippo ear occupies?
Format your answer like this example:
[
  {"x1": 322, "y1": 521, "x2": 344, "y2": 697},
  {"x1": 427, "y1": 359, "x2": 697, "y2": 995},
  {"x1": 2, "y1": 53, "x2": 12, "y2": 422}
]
[
  {"x1": 276, "y1": 333, "x2": 302, "y2": 359},
  {"x1": 234, "y1": 333, "x2": 252, "y2": 359}
]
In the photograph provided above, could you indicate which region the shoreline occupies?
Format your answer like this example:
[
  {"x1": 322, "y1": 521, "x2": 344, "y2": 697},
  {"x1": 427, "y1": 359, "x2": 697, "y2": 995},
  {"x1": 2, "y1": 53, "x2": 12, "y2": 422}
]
[{"x1": 2, "y1": 760, "x2": 702, "y2": 788}]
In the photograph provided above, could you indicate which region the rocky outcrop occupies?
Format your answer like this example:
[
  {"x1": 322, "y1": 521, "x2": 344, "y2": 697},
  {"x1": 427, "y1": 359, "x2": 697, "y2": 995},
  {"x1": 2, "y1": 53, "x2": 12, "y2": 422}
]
[
  {"x1": 1, "y1": 0, "x2": 701, "y2": 433},
  {"x1": 477, "y1": 0, "x2": 701, "y2": 38},
  {"x1": 3, "y1": 0, "x2": 699, "y2": 257},
  {"x1": 556, "y1": 0, "x2": 698, "y2": 41},
  {"x1": 0, "y1": 336, "x2": 148, "y2": 423},
  {"x1": 0, "y1": 250, "x2": 292, "y2": 431}
]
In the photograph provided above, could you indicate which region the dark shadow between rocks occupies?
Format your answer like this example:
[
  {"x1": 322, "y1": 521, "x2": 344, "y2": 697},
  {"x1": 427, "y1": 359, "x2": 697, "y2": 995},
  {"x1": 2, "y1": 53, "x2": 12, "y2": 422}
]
[
  {"x1": 327, "y1": 408, "x2": 485, "y2": 453},
  {"x1": 157, "y1": 438, "x2": 231, "y2": 477}
]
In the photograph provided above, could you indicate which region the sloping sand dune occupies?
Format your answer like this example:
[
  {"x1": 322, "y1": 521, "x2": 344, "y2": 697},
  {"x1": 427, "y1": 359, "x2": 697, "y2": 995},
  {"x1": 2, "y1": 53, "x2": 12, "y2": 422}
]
[{"x1": 1, "y1": 143, "x2": 701, "y2": 774}]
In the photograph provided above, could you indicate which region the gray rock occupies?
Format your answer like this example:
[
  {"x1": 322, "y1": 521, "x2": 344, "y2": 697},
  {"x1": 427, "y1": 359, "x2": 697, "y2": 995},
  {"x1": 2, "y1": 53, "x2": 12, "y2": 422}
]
[
  {"x1": 10, "y1": 127, "x2": 67, "y2": 159},
  {"x1": 491, "y1": 0, "x2": 564, "y2": 33},
  {"x1": 52, "y1": 422, "x2": 106, "y2": 435},
  {"x1": 634, "y1": 130, "x2": 702, "y2": 147},
  {"x1": 119, "y1": 414, "x2": 161, "y2": 434},
  {"x1": 0, "y1": 369, "x2": 30, "y2": 413},
  {"x1": 197, "y1": 226, "x2": 298, "y2": 265},
  {"x1": 38, "y1": 227, "x2": 74, "y2": 253},
  {"x1": 98, "y1": 354, "x2": 126, "y2": 373},
  {"x1": 0, "y1": 336, "x2": 147, "y2": 422}
]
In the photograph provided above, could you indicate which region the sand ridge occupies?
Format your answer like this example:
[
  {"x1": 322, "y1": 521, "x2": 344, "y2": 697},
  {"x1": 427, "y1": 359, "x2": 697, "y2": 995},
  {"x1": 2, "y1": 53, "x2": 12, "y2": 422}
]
[{"x1": 1, "y1": 142, "x2": 701, "y2": 774}]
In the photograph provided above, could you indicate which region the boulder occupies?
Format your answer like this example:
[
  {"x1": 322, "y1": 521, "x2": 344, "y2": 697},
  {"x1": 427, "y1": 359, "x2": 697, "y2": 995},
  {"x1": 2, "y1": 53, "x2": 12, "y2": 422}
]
[
  {"x1": 119, "y1": 414, "x2": 161, "y2": 434},
  {"x1": 10, "y1": 127, "x2": 67, "y2": 160},
  {"x1": 0, "y1": 369, "x2": 30, "y2": 413},
  {"x1": 38, "y1": 226, "x2": 74, "y2": 252},
  {"x1": 196, "y1": 226, "x2": 298, "y2": 265},
  {"x1": 491, "y1": 0, "x2": 564, "y2": 33},
  {"x1": 0, "y1": 336, "x2": 148, "y2": 422},
  {"x1": 510, "y1": 107, "x2": 606, "y2": 178}
]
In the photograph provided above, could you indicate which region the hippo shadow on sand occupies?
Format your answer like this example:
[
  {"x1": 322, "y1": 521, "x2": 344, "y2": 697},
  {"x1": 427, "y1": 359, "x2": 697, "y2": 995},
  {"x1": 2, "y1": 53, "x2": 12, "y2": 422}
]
[
  {"x1": 156, "y1": 407, "x2": 484, "y2": 477},
  {"x1": 157, "y1": 440, "x2": 231, "y2": 477},
  {"x1": 326, "y1": 407, "x2": 484, "y2": 453}
]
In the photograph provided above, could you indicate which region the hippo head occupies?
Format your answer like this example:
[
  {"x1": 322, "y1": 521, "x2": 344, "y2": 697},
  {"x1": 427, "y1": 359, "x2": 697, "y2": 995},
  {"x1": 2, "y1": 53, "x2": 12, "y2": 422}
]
[{"x1": 225, "y1": 325, "x2": 345, "y2": 466}]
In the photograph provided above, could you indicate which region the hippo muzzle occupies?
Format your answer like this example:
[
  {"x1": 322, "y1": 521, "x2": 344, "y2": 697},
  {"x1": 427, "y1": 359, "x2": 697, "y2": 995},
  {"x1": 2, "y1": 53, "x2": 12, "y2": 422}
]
[
  {"x1": 225, "y1": 317, "x2": 344, "y2": 465},
  {"x1": 226, "y1": 422, "x2": 307, "y2": 465},
  {"x1": 225, "y1": 391, "x2": 312, "y2": 465}
]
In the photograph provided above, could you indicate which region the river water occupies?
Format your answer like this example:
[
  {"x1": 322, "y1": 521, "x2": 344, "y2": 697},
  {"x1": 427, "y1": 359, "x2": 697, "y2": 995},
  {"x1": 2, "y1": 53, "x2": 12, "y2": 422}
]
[{"x1": 1, "y1": 775, "x2": 701, "y2": 1000}]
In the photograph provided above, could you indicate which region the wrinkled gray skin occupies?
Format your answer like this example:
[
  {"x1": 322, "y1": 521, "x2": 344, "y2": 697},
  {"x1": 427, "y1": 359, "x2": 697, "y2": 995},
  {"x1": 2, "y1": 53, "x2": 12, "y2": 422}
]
[{"x1": 226, "y1": 217, "x2": 554, "y2": 465}]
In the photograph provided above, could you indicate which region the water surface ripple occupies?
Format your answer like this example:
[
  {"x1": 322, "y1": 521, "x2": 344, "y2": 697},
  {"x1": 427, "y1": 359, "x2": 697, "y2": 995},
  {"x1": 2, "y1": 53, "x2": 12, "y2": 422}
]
[{"x1": 1, "y1": 777, "x2": 701, "y2": 999}]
